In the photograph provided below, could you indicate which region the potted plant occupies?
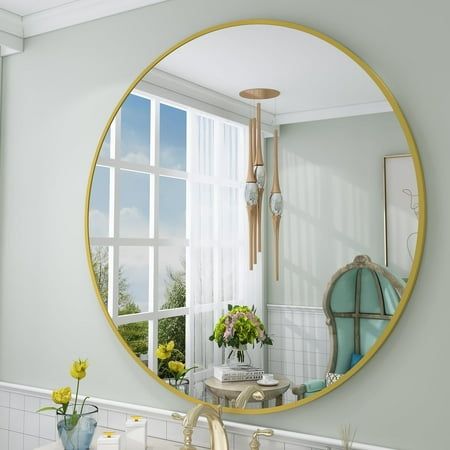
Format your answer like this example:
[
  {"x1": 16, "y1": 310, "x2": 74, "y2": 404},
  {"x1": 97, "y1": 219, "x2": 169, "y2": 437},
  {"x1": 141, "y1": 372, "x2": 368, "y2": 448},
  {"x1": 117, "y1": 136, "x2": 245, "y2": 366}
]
[
  {"x1": 209, "y1": 305, "x2": 273, "y2": 368},
  {"x1": 38, "y1": 359, "x2": 97, "y2": 450}
]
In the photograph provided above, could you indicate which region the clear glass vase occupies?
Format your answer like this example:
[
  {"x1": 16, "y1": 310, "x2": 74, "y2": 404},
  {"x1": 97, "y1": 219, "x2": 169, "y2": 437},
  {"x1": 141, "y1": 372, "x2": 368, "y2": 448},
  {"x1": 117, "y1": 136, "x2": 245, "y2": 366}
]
[
  {"x1": 227, "y1": 345, "x2": 252, "y2": 369},
  {"x1": 56, "y1": 404, "x2": 98, "y2": 450},
  {"x1": 165, "y1": 378, "x2": 189, "y2": 395}
]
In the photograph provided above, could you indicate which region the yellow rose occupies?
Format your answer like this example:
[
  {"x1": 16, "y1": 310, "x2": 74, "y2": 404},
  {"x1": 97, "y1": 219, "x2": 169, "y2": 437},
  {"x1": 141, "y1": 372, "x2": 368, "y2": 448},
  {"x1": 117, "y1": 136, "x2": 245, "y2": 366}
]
[
  {"x1": 52, "y1": 386, "x2": 72, "y2": 405},
  {"x1": 155, "y1": 341, "x2": 175, "y2": 360},
  {"x1": 70, "y1": 359, "x2": 88, "y2": 380},
  {"x1": 168, "y1": 360, "x2": 185, "y2": 375}
]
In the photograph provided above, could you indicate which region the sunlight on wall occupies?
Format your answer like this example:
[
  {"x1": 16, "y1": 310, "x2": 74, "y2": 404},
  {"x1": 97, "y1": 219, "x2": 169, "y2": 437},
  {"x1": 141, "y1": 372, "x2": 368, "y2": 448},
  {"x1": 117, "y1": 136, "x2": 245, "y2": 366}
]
[{"x1": 265, "y1": 112, "x2": 408, "y2": 307}]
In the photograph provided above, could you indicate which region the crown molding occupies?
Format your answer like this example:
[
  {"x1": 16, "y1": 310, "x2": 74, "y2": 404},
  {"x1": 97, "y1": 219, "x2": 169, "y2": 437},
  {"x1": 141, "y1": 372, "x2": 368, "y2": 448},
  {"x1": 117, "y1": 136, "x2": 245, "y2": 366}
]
[
  {"x1": 0, "y1": 8, "x2": 23, "y2": 55},
  {"x1": 143, "y1": 68, "x2": 276, "y2": 129},
  {"x1": 22, "y1": 0, "x2": 169, "y2": 38},
  {"x1": 145, "y1": 69, "x2": 392, "y2": 126},
  {"x1": 276, "y1": 100, "x2": 392, "y2": 124}
]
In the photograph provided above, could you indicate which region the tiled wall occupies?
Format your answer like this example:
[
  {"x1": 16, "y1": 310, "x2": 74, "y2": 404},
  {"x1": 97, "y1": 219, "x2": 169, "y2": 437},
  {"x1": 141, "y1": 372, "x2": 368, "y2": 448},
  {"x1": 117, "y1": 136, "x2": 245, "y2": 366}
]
[
  {"x1": 267, "y1": 305, "x2": 330, "y2": 403},
  {"x1": 0, "y1": 381, "x2": 392, "y2": 450}
]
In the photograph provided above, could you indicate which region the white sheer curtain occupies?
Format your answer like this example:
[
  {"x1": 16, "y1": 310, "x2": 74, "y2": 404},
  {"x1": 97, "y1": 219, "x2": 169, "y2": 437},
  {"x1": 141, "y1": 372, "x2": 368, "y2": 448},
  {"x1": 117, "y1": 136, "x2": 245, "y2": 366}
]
[{"x1": 187, "y1": 114, "x2": 263, "y2": 399}]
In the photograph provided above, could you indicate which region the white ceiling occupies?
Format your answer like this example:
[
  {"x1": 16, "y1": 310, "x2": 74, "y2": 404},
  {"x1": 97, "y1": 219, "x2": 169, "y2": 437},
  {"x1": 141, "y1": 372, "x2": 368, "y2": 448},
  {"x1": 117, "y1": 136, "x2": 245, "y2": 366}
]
[{"x1": 155, "y1": 25, "x2": 389, "y2": 119}]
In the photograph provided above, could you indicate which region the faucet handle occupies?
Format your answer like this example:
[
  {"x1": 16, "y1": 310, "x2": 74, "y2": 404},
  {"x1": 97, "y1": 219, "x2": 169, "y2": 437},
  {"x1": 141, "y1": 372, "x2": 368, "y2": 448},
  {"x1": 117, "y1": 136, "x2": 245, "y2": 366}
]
[
  {"x1": 171, "y1": 412, "x2": 186, "y2": 421},
  {"x1": 250, "y1": 428, "x2": 274, "y2": 450}
]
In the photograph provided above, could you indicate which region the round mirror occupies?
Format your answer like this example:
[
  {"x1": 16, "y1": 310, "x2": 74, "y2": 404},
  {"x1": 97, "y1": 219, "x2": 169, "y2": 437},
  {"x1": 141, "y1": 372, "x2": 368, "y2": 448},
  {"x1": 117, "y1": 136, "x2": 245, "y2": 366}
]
[{"x1": 86, "y1": 20, "x2": 425, "y2": 413}]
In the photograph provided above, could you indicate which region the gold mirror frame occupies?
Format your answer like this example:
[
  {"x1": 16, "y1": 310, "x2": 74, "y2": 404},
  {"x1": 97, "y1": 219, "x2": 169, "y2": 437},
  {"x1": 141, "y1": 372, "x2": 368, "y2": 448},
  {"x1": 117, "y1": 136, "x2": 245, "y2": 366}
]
[{"x1": 85, "y1": 19, "x2": 426, "y2": 415}]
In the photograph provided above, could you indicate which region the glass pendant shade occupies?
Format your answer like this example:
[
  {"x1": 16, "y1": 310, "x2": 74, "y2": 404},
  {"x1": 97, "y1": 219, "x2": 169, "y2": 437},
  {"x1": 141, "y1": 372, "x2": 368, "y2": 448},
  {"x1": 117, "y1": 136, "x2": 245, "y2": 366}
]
[
  {"x1": 245, "y1": 182, "x2": 258, "y2": 206},
  {"x1": 254, "y1": 165, "x2": 266, "y2": 189},
  {"x1": 270, "y1": 192, "x2": 283, "y2": 216}
]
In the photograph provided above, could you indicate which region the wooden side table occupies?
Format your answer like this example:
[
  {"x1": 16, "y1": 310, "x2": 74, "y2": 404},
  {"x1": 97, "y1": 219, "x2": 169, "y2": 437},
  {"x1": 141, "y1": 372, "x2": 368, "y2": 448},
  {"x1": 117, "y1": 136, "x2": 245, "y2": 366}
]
[{"x1": 204, "y1": 375, "x2": 290, "y2": 408}]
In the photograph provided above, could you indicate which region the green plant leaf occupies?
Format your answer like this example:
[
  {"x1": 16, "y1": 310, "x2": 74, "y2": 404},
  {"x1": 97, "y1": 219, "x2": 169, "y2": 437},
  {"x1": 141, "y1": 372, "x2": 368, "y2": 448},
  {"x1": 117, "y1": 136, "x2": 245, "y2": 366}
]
[{"x1": 36, "y1": 406, "x2": 59, "y2": 413}]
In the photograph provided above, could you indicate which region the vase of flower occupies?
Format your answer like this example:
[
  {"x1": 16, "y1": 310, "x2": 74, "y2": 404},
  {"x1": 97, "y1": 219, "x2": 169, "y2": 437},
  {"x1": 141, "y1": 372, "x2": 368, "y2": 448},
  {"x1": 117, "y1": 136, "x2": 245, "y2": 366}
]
[
  {"x1": 156, "y1": 341, "x2": 197, "y2": 395},
  {"x1": 37, "y1": 359, "x2": 97, "y2": 450},
  {"x1": 56, "y1": 404, "x2": 98, "y2": 450},
  {"x1": 165, "y1": 377, "x2": 190, "y2": 395},
  {"x1": 227, "y1": 345, "x2": 252, "y2": 369},
  {"x1": 209, "y1": 305, "x2": 273, "y2": 369}
]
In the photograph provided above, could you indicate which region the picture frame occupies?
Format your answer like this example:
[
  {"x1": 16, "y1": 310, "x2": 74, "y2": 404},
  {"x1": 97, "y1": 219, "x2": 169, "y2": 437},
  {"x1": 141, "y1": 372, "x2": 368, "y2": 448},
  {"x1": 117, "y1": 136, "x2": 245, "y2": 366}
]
[{"x1": 383, "y1": 154, "x2": 419, "y2": 279}]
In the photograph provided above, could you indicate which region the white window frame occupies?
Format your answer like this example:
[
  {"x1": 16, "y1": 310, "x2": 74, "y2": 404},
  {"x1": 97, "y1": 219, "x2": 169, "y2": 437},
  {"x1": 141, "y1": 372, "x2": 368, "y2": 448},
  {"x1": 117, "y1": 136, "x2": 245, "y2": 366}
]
[{"x1": 90, "y1": 89, "x2": 248, "y2": 374}]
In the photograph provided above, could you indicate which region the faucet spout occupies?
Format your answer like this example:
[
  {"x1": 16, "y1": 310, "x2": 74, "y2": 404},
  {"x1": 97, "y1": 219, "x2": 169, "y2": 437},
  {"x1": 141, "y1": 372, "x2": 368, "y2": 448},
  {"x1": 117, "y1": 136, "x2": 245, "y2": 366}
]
[
  {"x1": 231, "y1": 385, "x2": 265, "y2": 409},
  {"x1": 181, "y1": 403, "x2": 229, "y2": 450}
]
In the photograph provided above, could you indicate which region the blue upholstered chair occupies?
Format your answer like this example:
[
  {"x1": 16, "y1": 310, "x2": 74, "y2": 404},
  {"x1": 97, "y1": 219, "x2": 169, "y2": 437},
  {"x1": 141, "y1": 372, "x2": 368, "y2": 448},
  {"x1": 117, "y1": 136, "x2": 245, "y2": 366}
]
[{"x1": 292, "y1": 255, "x2": 405, "y2": 400}]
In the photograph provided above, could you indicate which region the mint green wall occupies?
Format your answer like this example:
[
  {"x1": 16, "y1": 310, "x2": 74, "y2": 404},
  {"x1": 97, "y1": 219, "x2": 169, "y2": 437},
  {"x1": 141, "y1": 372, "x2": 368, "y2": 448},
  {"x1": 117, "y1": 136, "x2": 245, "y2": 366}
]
[
  {"x1": 265, "y1": 112, "x2": 408, "y2": 307},
  {"x1": 0, "y1": 1, "x2": 447, "y2": 448}
]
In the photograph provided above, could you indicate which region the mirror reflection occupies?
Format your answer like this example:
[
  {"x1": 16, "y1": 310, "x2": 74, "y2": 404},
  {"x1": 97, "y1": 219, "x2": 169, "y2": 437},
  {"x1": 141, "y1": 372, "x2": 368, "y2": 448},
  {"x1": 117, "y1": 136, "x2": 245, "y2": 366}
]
[{"x1": 88, "y1": 24, "x2": 420, "y2": 409}]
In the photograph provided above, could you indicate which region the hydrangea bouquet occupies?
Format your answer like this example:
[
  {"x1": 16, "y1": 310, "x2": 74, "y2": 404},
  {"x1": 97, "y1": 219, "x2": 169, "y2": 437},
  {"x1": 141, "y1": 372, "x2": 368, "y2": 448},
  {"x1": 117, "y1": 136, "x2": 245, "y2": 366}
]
[{"x1": 209, "y1": 305, "x2": 273, "y2": 363}]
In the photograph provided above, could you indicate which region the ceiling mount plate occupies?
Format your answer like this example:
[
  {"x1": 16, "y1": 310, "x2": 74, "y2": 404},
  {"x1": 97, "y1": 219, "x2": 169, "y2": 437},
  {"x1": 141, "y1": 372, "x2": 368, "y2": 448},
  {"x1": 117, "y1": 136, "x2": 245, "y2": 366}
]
[{"x1": 239, "y1": 88, "x2": 280, "y2": 100}]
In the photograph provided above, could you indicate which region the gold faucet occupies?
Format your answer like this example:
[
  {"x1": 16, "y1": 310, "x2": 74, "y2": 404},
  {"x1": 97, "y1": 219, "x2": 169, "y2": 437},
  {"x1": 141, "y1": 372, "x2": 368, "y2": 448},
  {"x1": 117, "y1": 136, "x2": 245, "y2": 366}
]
[
  {"x1": 172, "y1": 404, "x2": 229, "y2": 450},
  {"x1": 230, "y1": 385, "x2": 265, "y2": 408}
]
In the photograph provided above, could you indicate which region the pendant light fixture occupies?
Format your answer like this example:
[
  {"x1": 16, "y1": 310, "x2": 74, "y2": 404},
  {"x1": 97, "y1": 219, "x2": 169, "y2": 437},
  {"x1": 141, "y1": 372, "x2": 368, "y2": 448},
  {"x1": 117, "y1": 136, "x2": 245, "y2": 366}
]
[
  {"x1": 240, "y1": 88, "x2": 281, "y2": 279},
  {"x1": 269, "y1": 128, "x2": 283, "y2": 281}
]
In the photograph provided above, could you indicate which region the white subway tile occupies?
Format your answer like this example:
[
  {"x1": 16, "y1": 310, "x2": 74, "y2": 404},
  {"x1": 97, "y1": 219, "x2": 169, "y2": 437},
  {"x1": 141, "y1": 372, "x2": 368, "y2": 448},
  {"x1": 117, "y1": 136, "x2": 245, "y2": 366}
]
[
  {"x1": 23, "y1": 435, "x2": 40, "y2": 450},
  {"x1": 0, "y1": 428, "x2": 8, "y2": 449},
  {"x1": 282, "y1": 362, "x2": 294, "y2": 377},
  {"x1": 0, "y1": 406, "x2": 9, "y2": 429},
  {"x1": 269, "y1": 361, "x2": 282, "y2": 375},
  {"x1": 97, "y1": 408, "x2": 108, "y2": 427},
  {"x1": 9, "y1": 431, "x2": 23, "y2": 450},
  {"x1": 9, "y1": 409, "x2": 24, "y2": 433},
  {"x1": 191, "y1": 425, "x2": 210, "y2": 447},
  {"x1": 9, "y1": 395, "x2": 24, "y2": 411},
  {"x1": 39, "y1": 415, "x2": 55, "y2": 441},
  {"x1": 317, "y1": 327, "x2": 328, "y2": 341},
  {"x1": 23, "y1": 412, "x2": 39, "y2": 437},
  {"x1": 147, "y1": 418, "x2": 167, "y2": 440},
  {"x1": 285, "y1": 442, "x2": 311, "y2": 450},
  {"x1": 0, "y1": 391, "x2": 10, "y2": 408},
  {"x1": 269, "y1": 348, "x2": 282, "y2": 363},
  {"x1": 107, "y1": 410, "x2": 127, "y2": 430},
  {"x1": 24, "y1": 397, "x2": 40, "y2": 413},
  {"x1": 38, "y1": 399, "x2": 53, "y2": 417},
  {"x1": 259, "y1": 436, "x2": 285, "y2": 450},
  {"x1": 166, "y1": 421, "x2": 183, "y2": 443}
]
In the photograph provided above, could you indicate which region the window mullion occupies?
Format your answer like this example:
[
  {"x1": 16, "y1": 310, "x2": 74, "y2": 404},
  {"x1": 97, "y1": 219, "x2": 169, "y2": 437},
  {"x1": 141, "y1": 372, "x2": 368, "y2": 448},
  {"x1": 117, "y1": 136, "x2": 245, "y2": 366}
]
[
  {"x1": 110, "y1": 112, "x2": 121, "y2": 321},
  {"x1": 150, "y1": 98, "x2": 160, "y2": 372},
  {"x1": 185, "y1": 110, "x2": 195, "y2": 369}
]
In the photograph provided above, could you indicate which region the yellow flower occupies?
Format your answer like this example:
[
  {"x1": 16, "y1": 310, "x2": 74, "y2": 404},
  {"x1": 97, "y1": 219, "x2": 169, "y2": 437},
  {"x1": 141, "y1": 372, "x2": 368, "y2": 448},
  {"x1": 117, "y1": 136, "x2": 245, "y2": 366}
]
[
  {"x1": 168, "y1": 361, "x2": 185, "y2": 375},
  {"x1": 70, "y1": 359, "x2": 88, "y2": 380},
  {"x1": 155, "y1": 341, "x2": 175, "y2": 360},
  {"x1": 52, "y1": 386, "x2": 72, "y2": 405}
]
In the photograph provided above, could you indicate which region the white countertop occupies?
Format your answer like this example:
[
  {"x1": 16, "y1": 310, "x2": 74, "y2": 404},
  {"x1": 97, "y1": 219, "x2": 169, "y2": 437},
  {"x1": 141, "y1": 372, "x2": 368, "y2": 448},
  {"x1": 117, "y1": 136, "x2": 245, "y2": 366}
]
[{"x1": 35, "y1": 427, "x2": 183, "y2": 450}]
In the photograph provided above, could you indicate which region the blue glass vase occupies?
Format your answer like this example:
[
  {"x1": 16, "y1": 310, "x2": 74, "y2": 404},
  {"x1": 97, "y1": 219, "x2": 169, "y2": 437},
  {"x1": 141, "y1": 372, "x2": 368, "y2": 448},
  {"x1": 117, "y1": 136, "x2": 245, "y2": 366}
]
[{"x1": 56, "y1": 404, "x2": 98, "y2": 450}]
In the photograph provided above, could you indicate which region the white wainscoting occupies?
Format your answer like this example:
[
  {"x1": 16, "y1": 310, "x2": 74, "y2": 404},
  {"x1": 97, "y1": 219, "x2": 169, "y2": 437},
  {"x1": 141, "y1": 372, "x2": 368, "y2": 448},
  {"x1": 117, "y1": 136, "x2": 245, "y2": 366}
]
[
  {"x1": 267, "y1": 304, "x2": 330, "y2": 404},
  {"x1": 0, "y1": 381, "x2": 393, "y2": 450}
]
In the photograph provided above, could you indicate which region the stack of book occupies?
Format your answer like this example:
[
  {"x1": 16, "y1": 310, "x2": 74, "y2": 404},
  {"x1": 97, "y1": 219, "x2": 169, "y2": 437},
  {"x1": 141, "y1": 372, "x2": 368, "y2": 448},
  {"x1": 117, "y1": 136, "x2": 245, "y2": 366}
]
[{"x1": 213, "y1": 365, "x2": 264, "y2": 382}]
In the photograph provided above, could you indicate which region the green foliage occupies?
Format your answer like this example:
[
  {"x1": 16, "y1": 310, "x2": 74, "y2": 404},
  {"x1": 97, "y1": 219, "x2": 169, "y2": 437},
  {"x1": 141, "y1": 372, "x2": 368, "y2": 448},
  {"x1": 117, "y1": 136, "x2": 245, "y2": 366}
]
[
  {"x1": 91, "y1": 246, "x2": 148, "y2": 357},
  {"x1": 157, "y1": 263, "x2": 186, "y2": 376},
  {"x1": 91, "y1": 247, "x2": 188, "y2": 365},
  {"x1": 209, "y1": 304, "x2": 273, "y2": 349}
]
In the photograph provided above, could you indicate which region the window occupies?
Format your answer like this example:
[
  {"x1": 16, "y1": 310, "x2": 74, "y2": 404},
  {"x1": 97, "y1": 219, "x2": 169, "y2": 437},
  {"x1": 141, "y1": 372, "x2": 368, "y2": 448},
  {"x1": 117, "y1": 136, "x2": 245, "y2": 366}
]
[{"x1": 89, "y1": 90, "x2": 252, "y2": 387}]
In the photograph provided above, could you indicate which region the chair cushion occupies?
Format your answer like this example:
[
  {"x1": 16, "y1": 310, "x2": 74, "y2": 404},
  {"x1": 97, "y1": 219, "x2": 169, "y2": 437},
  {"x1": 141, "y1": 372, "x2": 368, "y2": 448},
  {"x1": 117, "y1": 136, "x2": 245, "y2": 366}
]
[
  {"x1": 304, "y1": 379, "x2": 326, "y2": 393},
  {"x1": 350, "y1": 353, "x2": 363, "y2": 367}
]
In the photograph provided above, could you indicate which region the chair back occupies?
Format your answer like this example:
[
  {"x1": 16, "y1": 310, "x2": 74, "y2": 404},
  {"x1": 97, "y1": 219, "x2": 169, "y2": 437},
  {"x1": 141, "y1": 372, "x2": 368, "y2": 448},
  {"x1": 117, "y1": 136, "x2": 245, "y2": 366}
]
[{"x1": 323, "y1": 255, "x2": 404, "y2": 374}]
